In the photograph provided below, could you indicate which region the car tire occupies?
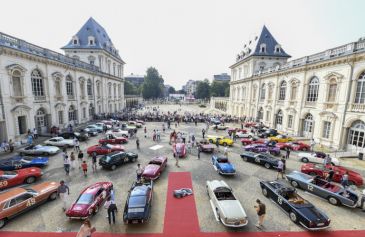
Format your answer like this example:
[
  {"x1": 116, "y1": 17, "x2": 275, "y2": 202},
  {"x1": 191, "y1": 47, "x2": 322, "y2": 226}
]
[
  {"x1": 242, "y1": 156, "x2": 248, "y2": 162},
  {"x1": 289, "y1": 211, "x2": 298, "y2": 223},
  {"x1": 0, "y1": 218, "x2": 6, "y2": 229},
  {"x1": 48, "y1": 192, "x2": 57, "y2": 201},
  {"x1": 328, "y1": 196, "x2": 339, "y2": 206},
  {"x1": 262, "y1": 188, "x2": 268, "y2": 197},
  {"x1": 301, "y1": 157, "x2": 309, "y2": 163},
  {"x1": 131, "y1": 157, "x2": 137, "y2": 162},
  {"x1": 111, "y1": 165, "x2": 117, "y2": 170},
  {"x1": 264, "y1": 163, "x2": 271, "y2": 169},
  {"x1": 291, "y1": 180, "x2": 299, "y2": 188},
  {"x1": 25, "y1": 176, "x2": 36, "y2": 184}
]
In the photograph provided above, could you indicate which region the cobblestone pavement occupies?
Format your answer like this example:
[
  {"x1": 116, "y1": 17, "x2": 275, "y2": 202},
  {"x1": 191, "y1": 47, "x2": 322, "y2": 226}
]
[{"x1": 1, "y1": 104, "x2": 365, "y2": 234}]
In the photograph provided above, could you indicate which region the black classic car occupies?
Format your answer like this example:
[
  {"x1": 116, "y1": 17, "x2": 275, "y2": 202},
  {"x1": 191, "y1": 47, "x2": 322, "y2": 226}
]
[
  {"x1": 258, "y1": 129, "x2": 279, "y2": 138},
  {"x1": 123, "y1": 180, "x2": 153, "y2": 224},
  {"x1": 59, "y1": 131, "x2": 89, "y2": 141},
  {"x1": 240, "y1": 151, "x2": 279, "y2": 169},
  {"x1": 99, "y1": 151, "x2": 138, "y2": 170},
  {"x1": 259, "y1": 181, "x2": 331, "y2": 230}
]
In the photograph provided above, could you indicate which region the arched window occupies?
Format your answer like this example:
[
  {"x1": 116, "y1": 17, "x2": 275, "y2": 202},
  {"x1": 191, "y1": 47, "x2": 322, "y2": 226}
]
[
  {"x1": 307, "y1": 77, "x2": 319, "y2": 102},
  {"x1": 303, "y1": 113, "x2": 314, "y2": 137},
  {"x1": 260, "y1": 83, "x2": 266, "y2": 101},
  {"x1": 268, "y1": 85, "x2": 273, "y2": 100},
  {"x1": 12, "y1": 70, "x2": 23, "y2": 96},
  {"x1": 279, "y1": 81, "x2": 286, "y2": 100},
  {"x1": 290, "y1": 82, "x2": 298, "y2": 100},
  {"x1": 66, "y1": 75, "x2": 74, "y2": 98},
  {"x1": 348, "y1": 120, "x2": 365, "y2": 148},
  {"x1": 257, "y1": 107, "x2": 264, "y2": 120},
  {"x1": 108, "y1": 83, "x2": 112, "y2": 97},
  {"x1": 31, "y1": 69, "x2": 44, "y2": 97},
  {"x1": 113, "y1": 84, "x2": 117, "y2": 98},
  {"x1": 89, "y1": 104, "x2": 94, "y2": 117},
  {"x1": 87, "y1": 79, "x2": 93, "y2": 96},
  {"x1": 118, "y1": 84, "x2": 121, "y2": 98},
  {"x1": 96, "y1": 81, "x2": 101, "y2": 97},
  {"x1": 355, "y1": 71, "x2": 365, "y2": 103},
  {"x1": 275, "y1": 110, "x2": 283, "y2": 129},
  {"x1": 252, "y1": 87, "x2": 257, "y2": 100},
  {"x1": 55, "y1": 79, "x2": 62, "y2": 97},
  {"x1": 80, "y1": 79, "x2": 85, "y2": 98},
  {"x1": 35, "y1": 108, "x2": 46, "y2": 131},
  {"x1": 68, "y1": 105, "x2": 77, "y2": 121},
  {"x1": 327, "y1": 78, "x2": 337, "y2": 102}
]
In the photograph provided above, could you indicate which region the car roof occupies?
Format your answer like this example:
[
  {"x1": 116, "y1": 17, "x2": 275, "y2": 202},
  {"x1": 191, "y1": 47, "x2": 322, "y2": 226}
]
[
  {"x1": 83, "y1": 182, "x2": 110, "y2": 194},
  {"x1": 106, "y1": 151, "x2": 125, "y2": 157},
  {"x1": 152, "y1": 156, "x2": 166, "y2": 162},
  {"x1": 0, "y1": 187, "x2": 26, "y2": 202},
  {"x1": 131, "y1": 186, "x2": 148, "y2": 196}
]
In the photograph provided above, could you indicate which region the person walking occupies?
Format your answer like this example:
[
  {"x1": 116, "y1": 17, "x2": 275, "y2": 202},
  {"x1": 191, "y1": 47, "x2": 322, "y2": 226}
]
[
  {"x1": 325, "y1": 154, "x2": 332, "y2": 165},
  {"x1": 202, "y1": 128, "x2": 206, "y2": 139},
  {"x1": 325, "y1": 168, "x2": 335, "y2": 182},
  {"x1": 70, "y1": 151, "x2": 76, "y2": 170},
  {"x1": 341, "y1": 172, "x2": 349, "y2": 188},
  {"x1": 136, "y1": 164, "x2": 143, "y2": 181},
  {"x1": 281, "y1": 157, "x2": 286, "y2": 175},
  {"x1": 57, "y1": 180, "x2": 70, "y2": 211},
  {"x1": 310, "y1": 139, "x2": 316, "y2": 151},
  {"x1": 33, "y1": 128, "x2": 38, "y2": 139},
  {"x1": 224, "y1": 146, "x2": 229, "y2": 157},
  {"x1": 81, "y1": 161, "x2": 88, "y2": 177},
  {"x1": 74, "y1": 138, "x2": 80, "y2": 152},
  {"x1": 276, "y1": 159, "x2": 284, "y2": 180},
  {"x1": 76, "y1": 219, "x2": 96, "y2": 237},
  {"x1": 136, "y1": 137, "x2": 140, "y2": 150},
  {"x1": 104, "y1": 196, "x2": 117, "y2": 225},
  {"x1": 144, "y1": 126, "x2": 147, "y2": 138},
  {"x1": 255, "y1": 199, "x2": 266, "y2": 229},
  {"x1": 215, "y1": 138, "x2": 220, "y2": 152},
  {"x1": 63, "y1": 154, "x2": 71, "y2": 176},
  {"x1": 285, "y1": 147, "x2": 290, "y2": 159},
  {"x1": 173, "y1": 143, "x2": 180, "y2": 167},
  {"x1": 91, "y1": 153, "x2": 97, "y2": 172},
  {"x1": 78, "y1": 150, "x2": 84, "y2": 169},
  {"x1": 8, "y1": 139, "x2": 14, "y2": 153},
  {"x1": 197, "y1": 146, "x2": 201, "y2": 159},
  {"x1": 191, "y1": 135, "x2": 195, "y2": 147}
]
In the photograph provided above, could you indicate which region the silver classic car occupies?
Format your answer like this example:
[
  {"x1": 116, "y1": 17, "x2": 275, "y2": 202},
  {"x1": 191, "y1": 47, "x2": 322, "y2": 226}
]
[
  {"x1": 18, "y1": 144, "x2": 60, "y2": 156},
  {"x1": 286, "y1": 171, "x2": 360, "y2": 207},
  {"x1": 206, "y1": 180, "x2": 248, "y2": 227}
]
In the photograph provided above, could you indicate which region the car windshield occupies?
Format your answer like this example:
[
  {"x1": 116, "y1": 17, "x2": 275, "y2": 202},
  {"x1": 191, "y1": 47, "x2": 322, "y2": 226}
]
[
  {"x1": 34, "y1": 145, "x2": 42, "y2": 149},
  {"x1": 77, "y1": 193, "x2": 94, "y2": 204},
  {"x1": 106, "y1": 144, "x2": 113, "y2": 149},
  {"x1": 129, "y1": 196, "x2": 146, "y2": 207},
  {"x1": 105, "y1": 156, "x2": 112, "y2": 162},
  {"x1": 3, "y1": 171, "x2": 17, "y2": 175},
  {"x1": 74, "y1": 132, "x2": 80, "y2": 136},
  {"x1": 25, "y1": 188, "x2": 38, "y2": 195},
  {"x1": 20, "y1": 158, "x2": 32, "y2": 163}
]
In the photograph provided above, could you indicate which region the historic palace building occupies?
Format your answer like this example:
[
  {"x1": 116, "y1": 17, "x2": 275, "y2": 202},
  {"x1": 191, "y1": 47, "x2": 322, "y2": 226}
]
[
  {"x1": 229, "y1": 26, "x2": 365, "y2": 152},
  {"x1": 0, "y1": 17, "x2": 125, "y2": 141}
]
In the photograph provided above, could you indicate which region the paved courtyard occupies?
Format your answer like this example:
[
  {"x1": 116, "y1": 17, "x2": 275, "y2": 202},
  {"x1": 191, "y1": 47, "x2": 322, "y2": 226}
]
[{"x1": 1, "y1": 104, "x2": 365, "y2": 235}]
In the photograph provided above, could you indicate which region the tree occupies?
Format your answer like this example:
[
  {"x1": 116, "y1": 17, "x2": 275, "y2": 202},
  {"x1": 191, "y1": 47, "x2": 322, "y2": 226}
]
[
  {"x1": 168, "y1": 86, "x2": 176, "y2": 94},
  {"x1": 195, "y1": 79, "x2": 211, "y2": 99},
  {"x1": 210, "y1": 81, "x2": 230, "y2": 97},
  {"x1": 141, "y1": 67, "x2": 165, "y2": 99},
  {"x1": 176, "y1": 89, "x2": 186, "y2": 95},
  {"x1": 124, "y1": 81, "x2": 138, "y2": 95}
]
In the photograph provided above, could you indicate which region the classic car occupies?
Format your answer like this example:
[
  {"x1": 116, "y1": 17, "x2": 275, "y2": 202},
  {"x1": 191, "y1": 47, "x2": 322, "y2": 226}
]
[
  {"x1": 0, "y1": 156, "x2": 49, "y2": 171},
  {"x1": 240, "y1": 137, "x2": 266, "y2": 145},
  {"x1": 210, "y1": 118, "x2": 222, "y2": 125},
  {"x1": 214, "y1": 124, "x2": 228, "y2": 130},
  {"x1": 86, "y1": 124, "x2": 103, "y2": 133},
  {"x1": 297, "y1": 152, "x2": 340, "y2": 166},
  {"x1": 286, "y1": 171, "x2": 360, "y2": 207},
  {"x1": 99, "y1": 134, "x2": 128, "y2": 145},
  {"x1": 128, "y1": 121, "x2": 143, "y2": 128},
  {"x1": 269, "y1": 135, "x2": 294, "y2": 143},
  {"x1": 243, "y1": 122, "x2": 256, "y2": 128},
  {"x1": 243, "y1": 144, "x2": 281, "y2": 156},
  {"x1": 87, "y1": 144, "x2": 125, "y2": 156},
  {"x1": 44, "y1": 137, "x2": 74, "y2": 148},
  {"x1": 66, "y1": 182, "x2": 113, "y2": 219},
  {"x1": 240, "y1": 151, "x2": 279, "y2": 169},
  {"x1": 0, "y1": 181, "x2": 59, "y2": 229},
  {"x1": 106, "y1": 128, "x2": 129, "y2": 138},
  {"x1": 236, "y1": 131, "x2": 254, "y2": 138},
  {"x1": 207, "y1": 136, "x2": 234, "y2": 146},
  {"x1": 121, "y1": 123, "x2": 137, "y2": 132},
  {"x1": 211, "y1": 155, "x2": 236, "y2": 175},
  {"x1": 198, "y1": 139, "x2": 215, "y2": 153},
  {"x1": 123, "y1": 180, "x2": 153, "y2": 224},
  {"x1": 18, "y1": 144, "x2": 60, "y2": 156},
  {"x1": 301, "y1": 163, "x2": 363, "y2": 186},
  {"x1": 259, "y1": 180, "x2": 330, "y2": 230},
  {"x1": 101, "y1": 120, "x2": 115, "y2": 126},
  {"x1": 96, "y1": 122, "x2": 112, "y2": 130},
  {"x1": 99, "y1": 151, "x2": 138, "y2": 170},
  {"x1": 0, "y1": 167, "x2": 42, "y2": 189},
  {"x1": 79, "y1": 127, "x2": 98, "y2": 136},
  {"x1": 206, "y1": 180, "x2": 248, "y2": 227},
  {"x1": 136, "y1": 120, "x2": 145, "y2": 125},
  {"x1": 258, "y1": 129, "x2": 279, "y2": 138},
  {"x1": 228, "y1": 128, "x2": 247, "y2": 133},
  {"x1": 59, "y1": 131, "x2": 89, "y2": 141},
  {"x1": 173, "y1": 188, "x2": 193, "y2": 198},
  {"x1": 142, "y1": 156, "x2": 168, "y2": 180},
  {"x1": 174, "y1": 143, "x2": 186, "y2": 158},
  {"x1": 277, "y1": 142, "x2": 310, "y2": 151}
]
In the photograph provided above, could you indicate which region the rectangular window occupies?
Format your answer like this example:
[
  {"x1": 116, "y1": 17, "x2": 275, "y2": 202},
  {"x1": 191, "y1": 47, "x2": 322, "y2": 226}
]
[
  {"x1": 83, "y1": 108, "x2": 86, "y2": 119},
  {"x1": 58, "y1": 111, "x2": 63, "y2": 124},
  {"x1": 322, "y1": 121, "x2": 331, "y2": 139},
  {"x1": 288, "y1": 115, "x2": 293, "y2": 128},
  {"x1": 327, "y1": 84, "x2": 337, "y2": 102},
  {"x1": 290, "y1": 86, "x2": 297, "y2": 100},
  {"x1": 66, "y1": 81, "x2": 73, "y2": 96}
]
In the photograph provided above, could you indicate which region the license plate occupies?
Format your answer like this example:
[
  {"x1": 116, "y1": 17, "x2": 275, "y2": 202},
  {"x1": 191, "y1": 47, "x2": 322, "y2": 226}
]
[
  {"x1": 317, "y1": 223, "x2": 324, "y2": 226},
  {"x1": 132, "y1": 220, "x2": 139, "y2": 224}
]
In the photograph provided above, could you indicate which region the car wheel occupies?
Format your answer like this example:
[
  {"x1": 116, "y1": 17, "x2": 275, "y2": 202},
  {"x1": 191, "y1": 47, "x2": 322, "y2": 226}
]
[
  {"x1": 301, "y1": 157, "x2": 309, "y2": 163},
  {"x1": 0, "y1": 218, "x2": 6, "y2": 229},
  {"x1": 264, "y1": 163, "x2": 271, "y2": 169},
  {"x1": 308, "y1": 172, "x2": 317, "y2": 176},
  {"x1": 262, "y1": 188, "x2": 268, "y2": 197},
  {"x1": 48, "y1": 192, "x2": 57, "y2": 201},
  {"x1": 291, "y1": 180, "x2": 299, "y2": 188},
  {"x1": 25, "y1": 176, "x2": 36, "y2": 184},
  {"x1": 209, "y1": 139, "x2": 213, "y2": 143},
  {"x1": 223, "y1": 142, "x2": 227, "y2": 147},
  {"x1": 289, "y1": 211, "x2": 298, "y2": 223},
  {"x1": 131, "y1": 157, "x2": 137, "y2": 162},
  {"x1": 242, "y1": 156, "x2": 248, "y2": 162},
  {"x1": 111, "y1": 165, "x2": 117, "y2": 170},
  {"x1": 328, "y1": 196, "x2": 339, "y2": 206}
]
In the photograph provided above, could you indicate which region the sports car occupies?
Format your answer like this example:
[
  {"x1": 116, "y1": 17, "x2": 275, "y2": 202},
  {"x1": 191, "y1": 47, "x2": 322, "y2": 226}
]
[
  {"x1": 236, "y1": 131, "x2": 255, "y2": 138},
  {"x1": 207, "y1": 136, "x2": 234, "y2": 146},
  {"x1": 240, "y1": 151, "x2": 279, "y2": 169},
  {"x1": 206, "y1": 180, "x2": 248, "y2": 227},
  {"x1": 136, "y1": 120, "x2": 145, "y2": 125},
  {"x1": 86, "y1": 124, "x2": 103, "y2": 133},
  {"x1": 0, "y1": 168, "x2": 42, "y2": 190},
  {"x1": 99, "y1": 134, "x2": 128, "y2": 145},
  {"x1": 211, "y1": 155, "x2": 236, "y2": 175},
  {"x1": 276, "y1": 142, "x2": 310, "y2": 151},
  {"x1": 66, "y1": 182, "x2": 113, "y2": 219},
  {"x1": 286, "y1": 171, "x2": 360, "y2": 207},
  {"x1": 259, "y1": 180, "x2": 330, "y2": 230},
  {"x1": 0, "y1": 181, "x2": 59, "y2": 229},
  {"x1": 87, "y1": 144, "x2": 125, "y2": 156},
  {"x1": 106, "y1": 128, "x2": 129, "y2": 138},
  {"x1": 121, "y1": 123, "x2": 137, "y2": 132},
  {"x1": 123, "y1": 180, "x2": 153, "y2": 224},
  {"x1": 243, "y1": 144, "x2": 281, "y2": 156},
  {"x1": 297, "y1": 152, "x2": 340, "y2": 166},
  {"x1": 99, "y1": 151, "x2": 138, "y2": 170},
  {"x1": 174, "y1": 143, "x2": 186, "y2": 158},
  {"x1": 258, "y1": 129, "x2": 278, "y2": 138},
  {"x1": 0, "y1": 156, "x2": 49, "y2": 171},
  {"x1": 240, "y1": 137, "x2": 266, "y2": 145},
  {"x1": 301, "y1": 163, "x2": 363, "y2": 186},
  {"x1": 128, "y1": 121, "x2": 143, "y2": 128},
  {"x1": 174, "y1": 188, "x2": 193, "y2": 198},
  {"x1": 214, "y1": 124, "x2": 228, "y2": 130},
  {"x1": 78, "y1": 128, "x2": 98, "y2": 137},
  {"x1": 44, "y1": 137, "x2": 74, "y2": 148},
  {"x1": 198, "y1": 140, "x2": 215, "y2": 153},
  {"x1": 96, "y1": 122, "x2": 112, "y2": 130},
  {"x1": 59, "y1": 131, "x2": 89, "y2": 141},
  {"x1": 228, "y1": 128, "x2": 247, "y2": 134},
  {"x1": 18, "y1": 144, "x2": 60, "y2": 156},
  {"x1": 142, "y1": 156, "x2": 168, "y2": 180},
  {"x1": 243, "y1": 122, "x2": 256, "y2": 128},
  {"x1": 269, "y1": 135, "x2": 294, "y2": 143}
]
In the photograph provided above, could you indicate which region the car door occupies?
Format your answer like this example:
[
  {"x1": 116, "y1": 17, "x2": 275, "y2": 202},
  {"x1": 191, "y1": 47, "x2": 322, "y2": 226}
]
[
  {"x1": 275, "y1": 191, "x2": 291, "y2": 213},
  {"x1": 15, "y1": 193, "x2": 36, "y2": 215},
  {"x1": 0, "y1": 176, "x2": 10, "y2": 189},
  {"x1": 12, "y1": 160, "x2": 23, "y2": 170},
  {"x1": 306, "y1": 181, "x2": 323, "y2": 197},
  {"x1": 254, "y1": 155, "x2": 263, "y2": 165},
  {"x1": 118, "y1": 153, "x2": 127, "y2": 164}
]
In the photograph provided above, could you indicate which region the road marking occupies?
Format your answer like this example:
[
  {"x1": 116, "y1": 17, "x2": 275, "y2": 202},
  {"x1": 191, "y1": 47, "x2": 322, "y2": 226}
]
[{"x1": 149, "y1": 145, "x2": 164, "y2": 150}]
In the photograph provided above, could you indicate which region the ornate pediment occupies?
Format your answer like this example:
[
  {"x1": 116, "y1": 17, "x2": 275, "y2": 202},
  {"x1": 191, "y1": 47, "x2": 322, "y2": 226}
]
[
  {"x1": 11, "y1": 105, "x2": 31, "y2": 112},
  {"x1": 319, "y1": 111, "x2": 337, "y2": 119},
  {"x1": 54, "y1": 102, "x2": 66, "y2": 109},
  {"x1": 51, "y1": 72, "x2": 64, "y2": 80},
  {"x1": 323, "y1": 72, "x2": 344, "y2": 83},
  {"x1": 6, "y1": 64, "x2": 27, "y2": 76},
  {"x1": 289, "y1": 78, "x2": 300, "y2": 85},
  {"x1": 285, "y1": 107, "x2": 297, "y2": 114}
]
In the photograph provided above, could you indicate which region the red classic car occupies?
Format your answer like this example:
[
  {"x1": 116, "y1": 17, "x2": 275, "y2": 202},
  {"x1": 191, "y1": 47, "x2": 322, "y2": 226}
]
[
  {"x1": 87, "y1": 144, "x2": 125, "y2": 156},
  {"x1": 66, "y1": 182, "x2": 113, "y2": 219},
  {"x1": 99, "y1": 134, "x2": 128, "y2": 145},
  {"x1": 142, "y1": 156, "x2": 168, "y2": 180},
  {"x1": 301, "y1": 163, "x2": 364, "y2": 186},
  {"x1": 228, "y1": 128, "x2": 247, "y2": 133},
  {"x1": 241, "y1": 137, "x2": 266, "y2": 146},
  {"x1": 136, "y1": 120, "x2": 145, "y2": 125},
  {"x1": 277, "y1": 141, "x2": 310, "y2": 151},
  {"x1": 198, "y1": 140, "x2": 215, "y2": 153},
  {"x1": 174, "y1": 143, "x2": 186, "y2": 158},
  {"x1": 0, "y1": 168, "x2": 42, "y2": 190},
  {"x1": 243, "y1": 122, "x2": 256, "y2": 128}
]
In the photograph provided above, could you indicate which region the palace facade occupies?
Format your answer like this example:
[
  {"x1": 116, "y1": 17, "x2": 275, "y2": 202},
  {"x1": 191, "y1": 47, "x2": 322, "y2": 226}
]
[{"x1": 229, "y1": 26, "x2": 365, "y2": 153}]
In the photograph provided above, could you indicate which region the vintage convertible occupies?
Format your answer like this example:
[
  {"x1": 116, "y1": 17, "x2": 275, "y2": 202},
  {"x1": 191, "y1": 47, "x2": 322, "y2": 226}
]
[
  {"x1": 18, "y1": 144, "x2": 60, "y2": 156},
  {"x1": 87, "y1": 144, "x2": 125, "y2": 156},
  {"x1": 106, "y1": 128, "x2": 129, "y2": 138},
  {"x1": 269, "y1": 135, "x2": 294, "y2": 143},
  {"x1": 211, "y1": 155, "x2": 236, "y2": 175},
  {"x1": 0, "y1": 156, "x2": 49, "y2": 171},
  {"x1": 276, "y1": 141, "x2": 310, "y2": 151},
  {"x1": 66, "y1": 182, "x2": 113, "y2": 219},
  {"x1": 206, "y1": 180, "x2": 248, "y2": 227},
  {"x1": 198, "y1": 139, "x2": 215, "y2": 153},
  {"x1": 240, "y1": 137, "x2": 266, "y2": 146},
  {"x1": 99, "y1": 151, "x2": 138, "y2": 170},
  {"x1": 0, "y1": 167, "x2": 43, "y2": 190},
  {"x1": 98, "y1": 134, "x2": 128, "y2": 145},
  {"x1": 123, "y1": 180, "x2": 153, "y2": 224},
  {"x1": 142, "y1": 156, "x2": 168, "y2": 180},
  {"x1": 207, "y1": 136, "x2": 234, "y2": 146},
  {"x1": 259, "y1": 180, "x2": 330, "y2": 230},
  {"x1": 297, "y1": 152, "x2": 340, "y2": 166},
  {"x1": 286, "y1": 171, "x2": 360, "y2": 207},
  {"x1": 240, "y1": 151, "x2": 279, "y2": 169},
  {"x1": 44, "y1": 137, "x2": 74, "y2": 148},
  {"x1": 243, "y1": 144, "x2": 281, "y2": 156}
]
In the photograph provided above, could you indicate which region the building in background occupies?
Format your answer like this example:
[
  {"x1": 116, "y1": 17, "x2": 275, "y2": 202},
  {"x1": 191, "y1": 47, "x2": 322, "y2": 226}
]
[
  {"x1": 213, "y1": 73, "x2": 231, "y2": 82},
  {"x1": 125, "y1": 73, "x2": 145, "y2": 87},
  {"x1": 183, "y1": 79, "x2": 198, "y2": 96}
]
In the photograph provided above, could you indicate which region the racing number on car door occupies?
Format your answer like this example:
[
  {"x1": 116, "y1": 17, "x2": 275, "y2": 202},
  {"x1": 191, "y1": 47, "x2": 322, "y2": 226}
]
[
  {"x1": 308, "y1": 184, "x2": 314, "y2": 192},
  {"x1": 0, "y1": 180, "x2": 8, "y2": 188},
  {"x1": 14, "y1": 163, "x2": 22, "y2": 169},
  {"x1": 26, "y1": 197, "x2": 36, "y2": 207}
]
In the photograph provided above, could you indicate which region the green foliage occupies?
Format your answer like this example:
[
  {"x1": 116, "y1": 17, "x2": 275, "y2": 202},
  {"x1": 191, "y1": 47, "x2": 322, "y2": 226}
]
[
  {"x1": 210, "y1": 81, "x2": 230, "y2": 97},
  {"x1": 176, "y1": 89, "x2": 186, "y2": 95},
  {"x1": 195, "y1": 80, "x2": 211, "y2": 99},
  {"x1": 124, "y1": 81, "x2": 139, "y2": 95},
  {"x1": 168, "y1": 86, "x2": 176, "y2": 94},
  {"x1": 141, "y1": 67, "x2": 165, "y2": 99}
]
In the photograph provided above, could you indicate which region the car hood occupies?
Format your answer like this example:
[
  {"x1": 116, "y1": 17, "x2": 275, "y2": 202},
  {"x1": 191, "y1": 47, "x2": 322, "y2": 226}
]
[
  {"x1": 17, "y1": 167, "x2": 42, "y2": 175},
  {"x1": 295, "y1": 205, "x2": 328, "y2": 222},
  {"x1": 32, "y1": 157, "x2": 49, "y2": 163},
  {"x1": 218, "y1": 163, "x2": 235, "y2": 172},
  {"x1": 40, "y1": 146, "x2": 60, "y2": 152},
  {"x1": 143, "y1": 164, "x2": 159, "y2": 175},
  {"x1": 219, "y1": 200, "x2": 247, "y2": 219}
]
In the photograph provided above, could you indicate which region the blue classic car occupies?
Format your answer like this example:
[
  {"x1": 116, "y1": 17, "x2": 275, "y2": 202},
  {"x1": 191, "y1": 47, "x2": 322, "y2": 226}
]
[
  {"x1": 243, "y1": 144, "x2": 281, "y2": 156},
  {"x1": 123, "y1": 180, "x2": 153, "y2": 224},
  {"x1": 240, "y1": 151, "x2": 279, "y2": 169},
  {"x1": 286, "y1": 171, "x2": 360, "y2": 207},
  {"x1": 0, "y1": 156, "x2": 49, "y2": 171},
  {"x1": 211, "y1": 155, "x2": 236, "y2": 175},
  {"x1": 260, "y1": 180, "x2": 331, "y2": 230}
]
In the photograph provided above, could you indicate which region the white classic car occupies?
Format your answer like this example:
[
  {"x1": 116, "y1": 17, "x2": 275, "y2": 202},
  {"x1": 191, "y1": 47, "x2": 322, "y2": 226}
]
[
  {"x1": 106, "y1": 128, "x2": 129, "y2": 138},
  {"x1": 297, "y1": 151, "x2": 340, "y2": 166},
  {"x1": 128, "y1": 121, "x2": 143, "y2": 128},
  {"x1": 214, "y1": 124, "x2": 228, "y2": 130},
  {"x1": 44, "y1": 137, "x2": 74, "y2": 147},
  {"x1": 236, "y1": 131, "x2": 254, "y2": 138},
  {"x1": 206, "y1": 180, "x2": 248, "y2": 227}
]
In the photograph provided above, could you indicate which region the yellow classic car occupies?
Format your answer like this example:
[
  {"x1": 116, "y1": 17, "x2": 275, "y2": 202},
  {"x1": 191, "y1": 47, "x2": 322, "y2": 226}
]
[
  {"x1": 269, "y1": 134, "x2": 294, "y2": 143},
  {"x1": 207, "y1": 136, "x2": 234, "y2": 146}
]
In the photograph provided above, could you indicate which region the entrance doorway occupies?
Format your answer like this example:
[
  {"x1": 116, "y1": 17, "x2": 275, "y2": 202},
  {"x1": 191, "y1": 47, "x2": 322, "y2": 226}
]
[{"x1": 18, "y1": 116, "x2": 27, "y2": 135}]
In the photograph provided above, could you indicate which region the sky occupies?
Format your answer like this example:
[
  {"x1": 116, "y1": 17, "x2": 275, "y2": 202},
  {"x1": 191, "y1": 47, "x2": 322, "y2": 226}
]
[{"x1": 0, "y1": 0, "x2": 364, "y2": 89}]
